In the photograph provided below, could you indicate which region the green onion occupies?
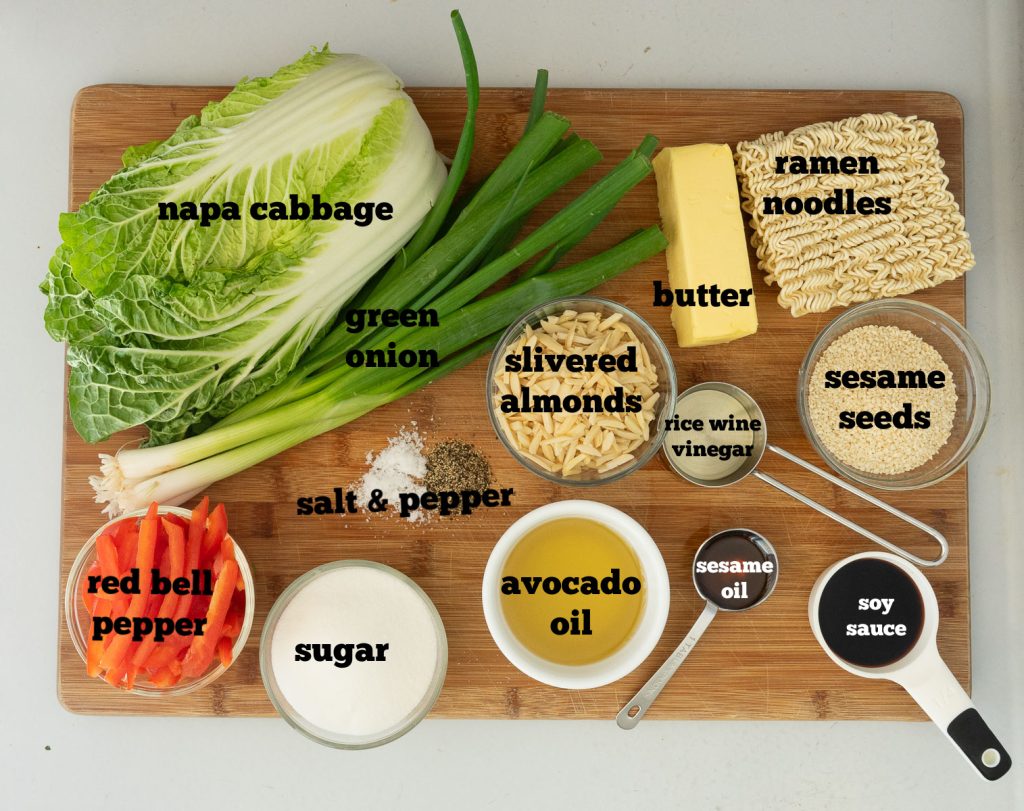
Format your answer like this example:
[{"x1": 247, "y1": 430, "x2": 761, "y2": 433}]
[
  {"x1": 455, "y1": 111, "x2": 567, "y2": 222},
  {"x1": 426, "y1": 147, "x2": 654, "y2": 316},
  {"x1": 525, "y1": 69, "x2": 549, "y2": 131},
  {"x1": 467, "y1": 68, "x2": 552, "y2": 269},
  {"x1": 94, "y1": 226, "x2": 665, "y2": 514},
  {"x1": 396, "y1": 9, "x2": 479, "y2": 267},
  {"x1": 518, "y1": 135, "x2": 659, "y2": 282}
]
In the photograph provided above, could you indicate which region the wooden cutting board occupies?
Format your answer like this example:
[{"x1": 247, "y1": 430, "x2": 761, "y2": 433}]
[{"x1": 58, "y1": 86, "x2": 969, "y2": 719}]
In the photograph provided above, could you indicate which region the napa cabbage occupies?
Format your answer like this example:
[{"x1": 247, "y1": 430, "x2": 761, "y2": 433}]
[{"x1": 43, "y1": 49, "x2": 446, "y2": 444}]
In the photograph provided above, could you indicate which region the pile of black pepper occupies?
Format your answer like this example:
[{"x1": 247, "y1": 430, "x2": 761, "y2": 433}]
[{"x1": 424, "y1": 440, "x2": 492, "y2": 493}]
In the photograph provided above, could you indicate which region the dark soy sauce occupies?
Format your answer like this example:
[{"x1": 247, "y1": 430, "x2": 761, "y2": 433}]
[
  {"x1": 817, "y1": 558, "x2": 924, "y2": 668},
  {"x1": 694, "y1": 532, "x2": 776, "y2": 610}
]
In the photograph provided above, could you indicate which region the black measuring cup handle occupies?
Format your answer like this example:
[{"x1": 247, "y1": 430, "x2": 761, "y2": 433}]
[
  {"x1": 946, "y1": 709, "x2": 1012, "y2": 781},
  {"x1": 900, "y1": 650, "x2": 1012, "y2": 781}
]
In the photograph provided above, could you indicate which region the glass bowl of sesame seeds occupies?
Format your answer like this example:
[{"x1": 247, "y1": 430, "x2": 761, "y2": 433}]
[
  {"x1": 486, "y1": 297, "x2": 676, "y2": 486},
  {"x1": 798, "y1": 299, "x2": 990, "y2": 490}
]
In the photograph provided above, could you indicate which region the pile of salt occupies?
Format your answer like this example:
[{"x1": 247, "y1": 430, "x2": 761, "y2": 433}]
[{"x1": 354, "y1": 426, "x2": 428, "y2": 522}]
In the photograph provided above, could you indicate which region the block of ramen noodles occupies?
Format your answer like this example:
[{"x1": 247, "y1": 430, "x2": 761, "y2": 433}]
[{"x1": 734, "y1": 113, "x2": 974, "y2": 316}]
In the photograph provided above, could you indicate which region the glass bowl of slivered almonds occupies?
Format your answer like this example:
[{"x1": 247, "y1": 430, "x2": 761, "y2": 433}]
[
  {"x1": 798, "y1": 299, "x2": 990, "y2": 490},
  {"x1": 487, "y1": 297, "x2": 677, "y2": 486}
]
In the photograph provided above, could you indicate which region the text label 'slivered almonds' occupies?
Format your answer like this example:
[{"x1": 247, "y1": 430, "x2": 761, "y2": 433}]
[{"x1": 494, "y1": 310, "x2": 660, "y2": 476}]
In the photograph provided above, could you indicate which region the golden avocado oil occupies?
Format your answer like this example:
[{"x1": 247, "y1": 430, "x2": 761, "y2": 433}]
[{"x1": 499, "y1": 517, "x2": 645, "y2": 665}]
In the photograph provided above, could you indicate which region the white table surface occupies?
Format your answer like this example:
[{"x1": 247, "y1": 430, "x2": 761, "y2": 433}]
[{"x1": 2, "y1": 0, "x2": 1021, "y2": 807}]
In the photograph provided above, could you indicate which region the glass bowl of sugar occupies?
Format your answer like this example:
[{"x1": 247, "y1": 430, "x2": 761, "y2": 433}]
[{"x1": 259, "y1": 560, "x2": 448, "y2": 749}]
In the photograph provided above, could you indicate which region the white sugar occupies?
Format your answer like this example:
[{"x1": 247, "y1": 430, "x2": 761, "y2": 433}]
[{"x1": 270, "y1": 565, "x2": 441, "y2": 740}]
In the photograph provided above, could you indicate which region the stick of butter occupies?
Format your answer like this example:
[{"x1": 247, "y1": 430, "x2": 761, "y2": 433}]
[{"x1": 652, "y1": 144, "x2": 757, "y2": 347}]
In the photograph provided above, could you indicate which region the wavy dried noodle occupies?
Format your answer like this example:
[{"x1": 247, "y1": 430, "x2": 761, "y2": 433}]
[{"x1": 735, "y1": 113, "x2": 974, "y2": 316}]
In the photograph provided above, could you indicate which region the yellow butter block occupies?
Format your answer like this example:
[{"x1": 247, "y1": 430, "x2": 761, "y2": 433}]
[{"x1": 652, "y1": 143, "x2": 757, "y2": 347}]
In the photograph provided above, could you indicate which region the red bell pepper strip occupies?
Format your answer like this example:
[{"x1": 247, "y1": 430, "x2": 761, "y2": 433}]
[
  {"x1": 216, "y1": 636, "x2": 234, "y2": 667},
  {"x1": 99, "y1": 503, "x2": 158, "y2": 673},
  {"x1": 131, "y1": 519, "x2": 186, "y2": 670},
  {"x1": 188, "y1": 595, "x2": 211, "y2": 619},
  {"x1": 85, "y1": 599, "x2": 111, "y2": 678},
  {"x1": 221, "y1": 606, "x2": 243, "y2": 639},
  {"x1": 200, "y1": 504, "x2": 227, "y2": 565},
  {"x1": 81, "y1": 561, "x2": 101, "y2": 614},
  {"x1": 114, "y1": 520, "x2": 139, "y2": 572},
  {"x1": 96, "y1": 533, "x2": 119, "y2": 580},
  {"x1": 175, "y1": 497, "x2": 208, "y2": 621},
  {"x1": 163, "y1": 513, "x2": 189, "y2": 533},
  {"x1": 182, "y1": 559, "x2": 238, "y2": 678},
  {"x1": 220, "y1": 534, "x2": 246, "y2": 591},
  {"x1": 103, "y1": 640, "x2": 139, "y2": 688}
]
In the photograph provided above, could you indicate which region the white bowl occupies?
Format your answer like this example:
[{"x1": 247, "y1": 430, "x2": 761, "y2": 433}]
[{"x1": 482, "y1": 500, "x2": 670, "y2": 689}]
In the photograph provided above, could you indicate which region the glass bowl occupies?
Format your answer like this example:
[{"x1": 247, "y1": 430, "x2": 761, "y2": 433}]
[
  {"x1": 797, "y1": 299, "x2": 990, "y2": 490},
  {"x1": 486, "y1": 296, "x2": 677, "y2": 486},
  {"x1": 65, "y1": 505, "x2": 255, "y2": 696},
  {"x1": 259, "y1": 560, "x2": 448, "y2": 750}
]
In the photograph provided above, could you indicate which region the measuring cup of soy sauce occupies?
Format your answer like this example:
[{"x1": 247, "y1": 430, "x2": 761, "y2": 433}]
[
  {"x1": 616, "y1": 528, "x2": 778, "y2": 729},
  {"x1": 810, "y1": 552, "x2": 1012, "y2": 781},
  {"x1": 663, "y1": 382, "x2": 948, "y2": 568}
]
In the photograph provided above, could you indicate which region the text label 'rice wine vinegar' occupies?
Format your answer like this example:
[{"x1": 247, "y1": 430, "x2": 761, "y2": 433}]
[{"x1": 499, "y1": 518, "x2": 645, "y2": 665}]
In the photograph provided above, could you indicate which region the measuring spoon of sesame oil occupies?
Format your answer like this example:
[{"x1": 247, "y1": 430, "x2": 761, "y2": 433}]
[{"x1": 617, "y1": 528, "x2": 779, "y2": 728}]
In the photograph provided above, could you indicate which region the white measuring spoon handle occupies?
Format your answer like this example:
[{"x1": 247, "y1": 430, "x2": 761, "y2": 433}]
[
  {"x1": 616, "y1": 602, "x2": 718, "y2": 730},
  {"x1": 898, "y1": 651, "x2": 1012, "y2": 781}
]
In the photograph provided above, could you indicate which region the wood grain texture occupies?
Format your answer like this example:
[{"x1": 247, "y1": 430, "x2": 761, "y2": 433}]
[{"x1": 58, "y1": 86, "x2": 969, "y2": 720}]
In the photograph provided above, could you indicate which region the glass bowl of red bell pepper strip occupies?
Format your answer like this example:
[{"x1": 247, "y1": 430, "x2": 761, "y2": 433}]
[{"x1": 64, "y1": 499, "x2": 255, "y2": 695}]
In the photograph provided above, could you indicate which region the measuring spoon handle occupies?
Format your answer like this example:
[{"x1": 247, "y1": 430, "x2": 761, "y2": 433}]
[
  {"x1": 616, "y1": 602, "x2": 718, "y2": 730},
  {"x1": 899, "y1": 650, "x2": 1012, "y2": 781},
  {"x1": 754, "y1": 444, "x2": 948, "y2": 568}
]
